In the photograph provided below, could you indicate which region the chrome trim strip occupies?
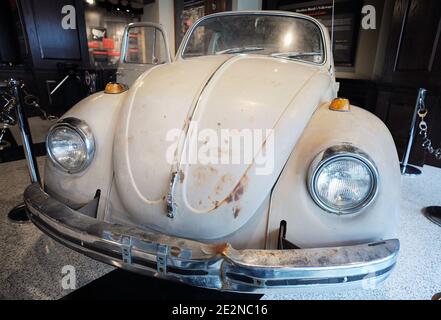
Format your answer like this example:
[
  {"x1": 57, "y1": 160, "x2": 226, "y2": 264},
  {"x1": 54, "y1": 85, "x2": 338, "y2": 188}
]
[
  {"x1": 166, "y1": 171, "x2": 179, "y2": 218},
  {"x1": 308, "y1": 144, "x2": 380, "y2": 215},
  {"x1": 46, "y1": 117, "x2": 95, "y2": 174},
  {"x1": 166, "y1": 55, "x2": 234, "y2": 219},
  {"x1": 121, "y1": 22, "x2": 172, "y2": 65},
  {"x1": 25, "y1": 183, "x2": 399, "y2": 293}
]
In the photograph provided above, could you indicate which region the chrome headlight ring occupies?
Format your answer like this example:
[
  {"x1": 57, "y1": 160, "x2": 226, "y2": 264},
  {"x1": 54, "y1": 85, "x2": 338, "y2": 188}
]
[
  {"x1": 308, "y1": 144, "x2": 379, "y2": 215},
  {"x1": 46, "y1": 118, "x2": 95, "y2": 174}
]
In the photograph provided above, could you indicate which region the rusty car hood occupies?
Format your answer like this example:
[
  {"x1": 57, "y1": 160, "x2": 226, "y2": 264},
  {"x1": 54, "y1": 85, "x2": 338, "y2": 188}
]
[{"x1": 113, "y1": 55, "x2": 333, "y2": 239}]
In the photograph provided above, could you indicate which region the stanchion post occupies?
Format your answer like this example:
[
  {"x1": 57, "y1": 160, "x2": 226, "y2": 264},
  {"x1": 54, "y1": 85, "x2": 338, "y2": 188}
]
[
  {"x1": 7, "y1": 79, "x2": 41, "y2": 222},
  {"x1": 400, "y1": 88, "x2": 427, "y2": 176},
  {"x1": 11, "y1": 79, "x2": 41, "y2": 184}
]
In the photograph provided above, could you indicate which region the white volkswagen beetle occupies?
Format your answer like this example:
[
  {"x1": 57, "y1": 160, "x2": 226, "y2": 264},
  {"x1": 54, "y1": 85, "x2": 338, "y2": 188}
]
[{"x1": 24, "y1": 11, "x2": 400, "y2": 293}]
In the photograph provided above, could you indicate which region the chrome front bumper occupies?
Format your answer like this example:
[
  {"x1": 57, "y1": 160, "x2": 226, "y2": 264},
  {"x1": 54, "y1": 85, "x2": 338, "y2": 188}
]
[{"x1": 24, "y1": 183, "x2": 399, "y2": 293}]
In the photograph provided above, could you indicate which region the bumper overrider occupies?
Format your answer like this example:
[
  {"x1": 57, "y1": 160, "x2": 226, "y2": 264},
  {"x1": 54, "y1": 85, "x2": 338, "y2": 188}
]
[{"x1": 24, "y1": 183, "x2": 399, "y2": 293}]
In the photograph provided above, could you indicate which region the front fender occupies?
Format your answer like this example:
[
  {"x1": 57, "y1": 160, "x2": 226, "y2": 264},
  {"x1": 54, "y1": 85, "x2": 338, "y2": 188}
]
[
  {"x1": 44, "y1": 91, "x2": 127, "y2": 219},
  {"x1": 267, "y1": 103, "x2": 401, "y2": 249}
]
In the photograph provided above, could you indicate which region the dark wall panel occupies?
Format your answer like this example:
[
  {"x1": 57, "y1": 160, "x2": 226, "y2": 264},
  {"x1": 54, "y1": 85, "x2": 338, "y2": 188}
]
[
  {"x1": 0, "y1": 0, "x2": 22, "y2": 64},
  {"x1": 384, "y1": 0, "x2": 441, "y2": 87},
  {"x1": 395, "y1": 0, "x2": 441, "y2": 73},
  {"x1": 20, "y1": 0, "x2": 89, "y2": 69},
  {"x1": 30, "y1": 0, "x2": 81, "y2": 61}
]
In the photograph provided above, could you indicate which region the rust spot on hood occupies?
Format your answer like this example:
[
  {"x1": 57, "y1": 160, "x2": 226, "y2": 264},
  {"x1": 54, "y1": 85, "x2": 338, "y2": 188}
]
[
  {"x1": 208, "y1": 166, "x2": 218, "y2": 174},
  {"x1": 210, "y1": 174, "x2": 249, "y2": 211},
  {"x1": 182, "y1": 116, "x2": 192, "y2": 132},
  {"x1": 225, "y1": 175, "x2": 248, "y2": 203},
  {"x1": 214, "y1": 174, "x2": 233, "y2": 195},
  {"x1": 233, "y1": 207, "x2": 241, "y2": 218}
]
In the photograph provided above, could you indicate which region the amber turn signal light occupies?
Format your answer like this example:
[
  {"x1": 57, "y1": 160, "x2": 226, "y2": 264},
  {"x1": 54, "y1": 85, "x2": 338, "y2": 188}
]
[
  {"x1": 329, "y1": 98, "x2": 351, "y2": 112},
  {"x1": 104, "y1": 82, "x2": 128, "y2": 94}
]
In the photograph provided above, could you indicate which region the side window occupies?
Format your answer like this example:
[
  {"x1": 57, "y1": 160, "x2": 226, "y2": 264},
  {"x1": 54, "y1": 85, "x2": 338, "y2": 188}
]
[
  {"x1": 154, "y1": 29, "x2": 168, "y2": 64},
  {"x1": 124, "y1": 26, "x2": 167, "y2": 64}
]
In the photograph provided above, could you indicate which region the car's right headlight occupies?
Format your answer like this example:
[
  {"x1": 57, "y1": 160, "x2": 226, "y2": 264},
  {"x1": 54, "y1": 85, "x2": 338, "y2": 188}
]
[
  {"x1": 308, "y1": 145, "x2": 379, "y2": 215},
  {"x1": 46, "y1": 118, "x2": 95, "y2": 174}
]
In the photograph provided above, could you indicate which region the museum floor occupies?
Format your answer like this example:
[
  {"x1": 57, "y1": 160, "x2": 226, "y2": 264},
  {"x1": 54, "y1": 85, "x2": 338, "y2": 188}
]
[{"x1": 1, "y1": 157, "x2": 440, "y2": 300}]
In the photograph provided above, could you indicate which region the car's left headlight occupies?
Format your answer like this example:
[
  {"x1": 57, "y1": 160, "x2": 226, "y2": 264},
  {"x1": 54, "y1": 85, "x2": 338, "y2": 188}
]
[
  {"x1": 308, "y1": 145, "x2": 379, "y2": 215},
  {"x1": 46, "y1": 118, "x2": 95, "y2": 174}
]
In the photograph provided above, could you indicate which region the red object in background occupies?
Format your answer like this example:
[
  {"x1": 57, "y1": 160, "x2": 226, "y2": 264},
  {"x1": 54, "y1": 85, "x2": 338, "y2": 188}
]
[
  {"x1": 88, "y1": 41, "x2": 100, "y2": 49},
  {"x1": 92, "y1": 51, "x2": 120, "y2": 57},
  {"x1": 108, "y1": 51, "x2": 120, "y2": 57},
  {"x1": 102, "y1": 38, "x2": 115, "y2": 50}
]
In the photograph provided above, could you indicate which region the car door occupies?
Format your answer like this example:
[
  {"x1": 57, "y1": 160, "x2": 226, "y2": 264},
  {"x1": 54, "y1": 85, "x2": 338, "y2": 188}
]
[{"x1": 117, "y1": 22, "x2": 171, "y2": 86}]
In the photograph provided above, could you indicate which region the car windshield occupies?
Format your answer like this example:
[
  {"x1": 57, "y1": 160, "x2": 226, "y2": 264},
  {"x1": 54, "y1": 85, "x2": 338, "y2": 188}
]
[{"x1": 182, "y1": 14, "x2": 325, "y2": 64}]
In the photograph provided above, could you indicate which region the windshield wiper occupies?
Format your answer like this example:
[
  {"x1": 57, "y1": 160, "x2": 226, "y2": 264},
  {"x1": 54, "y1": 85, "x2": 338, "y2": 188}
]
[
  {"x1": 271, "y1": 51, "x2": 322, "y2": 59},
  {"x1": 216, "y1": 47, "x2": 264, "y2": 55}
]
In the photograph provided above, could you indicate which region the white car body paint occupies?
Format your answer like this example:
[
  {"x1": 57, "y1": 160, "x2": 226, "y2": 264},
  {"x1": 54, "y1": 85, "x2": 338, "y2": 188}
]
[{"x1": 43, "y1": 11, "x2": 400, "y2": 250}]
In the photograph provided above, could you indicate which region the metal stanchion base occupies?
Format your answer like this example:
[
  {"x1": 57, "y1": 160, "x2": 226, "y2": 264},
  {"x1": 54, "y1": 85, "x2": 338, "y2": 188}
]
[
  {"x1": 7, "y1": 203, "x2": 30, "y2": 224},
  {"x1": 423, "y1": 206, "x2": 441, "y2": 227},
  {"x1": 400, "y1": 164, "x2": 422, "y2": 176}
]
